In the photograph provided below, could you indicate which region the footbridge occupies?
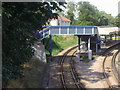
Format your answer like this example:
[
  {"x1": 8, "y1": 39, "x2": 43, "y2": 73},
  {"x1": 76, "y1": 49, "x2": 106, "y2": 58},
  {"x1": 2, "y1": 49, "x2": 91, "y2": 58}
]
[
  {"x1": 39, "y1": 26, "x2": 99, "y2": 39},
  {"x1": 38, "y1": 26, "x2": 100, "y2": 57}
]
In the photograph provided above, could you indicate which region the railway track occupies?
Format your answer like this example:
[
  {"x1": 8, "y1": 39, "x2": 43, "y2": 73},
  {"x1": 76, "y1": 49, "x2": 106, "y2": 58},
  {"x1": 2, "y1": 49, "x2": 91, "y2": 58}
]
[
  {"x1": 102, "y1": 42, "x2": 120, "y2": 88},
  {"x1": 112, "y1": 50, "x2": 120, "y2": 84},
  {"x1": 59, "y1": 45, "x2": 84, "y2": 89}
]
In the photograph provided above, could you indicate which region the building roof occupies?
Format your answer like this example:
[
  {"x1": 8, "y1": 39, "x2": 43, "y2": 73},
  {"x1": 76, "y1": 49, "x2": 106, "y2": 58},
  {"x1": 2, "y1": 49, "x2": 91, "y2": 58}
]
[
  {"x1": 98, "y1": 26, "x2": 119, "y2": 35},
  {"x1": 59, "y1": 16, "x2": 71, "y2": 22},
  {"x1": 50, "y1": 16, "x2": 71, "y2": 22}
]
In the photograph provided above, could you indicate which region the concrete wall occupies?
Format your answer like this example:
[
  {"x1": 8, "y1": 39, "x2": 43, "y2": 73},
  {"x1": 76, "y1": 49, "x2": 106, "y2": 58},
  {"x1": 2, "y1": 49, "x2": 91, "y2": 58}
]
[{"x1": 32, "y1": 42, "x2": 46, "y2": 63}]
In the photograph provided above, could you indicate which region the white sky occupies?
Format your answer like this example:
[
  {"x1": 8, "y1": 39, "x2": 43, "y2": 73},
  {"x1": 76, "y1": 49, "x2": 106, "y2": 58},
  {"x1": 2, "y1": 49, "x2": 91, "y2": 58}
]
[{"x1": 66, "y1": 0, "x2": 120, "y2": 17}]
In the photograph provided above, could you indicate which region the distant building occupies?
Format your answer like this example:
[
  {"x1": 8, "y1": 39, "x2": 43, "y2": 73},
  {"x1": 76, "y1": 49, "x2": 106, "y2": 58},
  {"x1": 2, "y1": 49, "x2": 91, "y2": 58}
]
[{"x1": 49, "y1": 16, "x2": 71, "y2": 26}]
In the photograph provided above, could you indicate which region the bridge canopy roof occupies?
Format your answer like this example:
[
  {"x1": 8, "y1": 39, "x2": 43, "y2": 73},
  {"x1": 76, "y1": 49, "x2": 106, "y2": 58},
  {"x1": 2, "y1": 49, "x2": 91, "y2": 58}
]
[{"x1": 98, "y1": 26, "x2": 119, "y2": 35}]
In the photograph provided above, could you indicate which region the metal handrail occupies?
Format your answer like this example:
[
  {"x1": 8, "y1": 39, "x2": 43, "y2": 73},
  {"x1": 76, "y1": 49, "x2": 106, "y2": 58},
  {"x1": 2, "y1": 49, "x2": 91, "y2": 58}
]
[
  {"x1": 39, "y1": 26, "x2": 51, "y2": 34},
  {"x1": 39, "y1": 26, "x2": 99, "y2": 40}
]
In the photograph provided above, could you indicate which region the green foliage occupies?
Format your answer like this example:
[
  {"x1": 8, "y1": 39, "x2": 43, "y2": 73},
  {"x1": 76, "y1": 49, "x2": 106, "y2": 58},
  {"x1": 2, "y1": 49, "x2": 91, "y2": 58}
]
[
  {"x1": 65, "y1": 2, "x2": 76, "y2": 25},
  {"x1": 112, "y1": 37, "x2": 120, "y2": 40},
  {"x1": 77, "y1": 2, "x2": 99, "y2": 25},
  {"x1": 65, "y1": 1, "x2": 116, "y2": 26},
  {"x1": 43, "y1": 35, "x2": 78, "y2": 55},
  {"x1": 115, "y1": 14, "x2": 120, "y2": 27},
  {"x1": 82, "y1": 55, "x2": 88, "y2": 59},
  {"x1": 98, "y1": 11, "x2": 115, "y2": 26},
  {"x1": 2, "y1": 2, "x2": 66, "y2": 86}
]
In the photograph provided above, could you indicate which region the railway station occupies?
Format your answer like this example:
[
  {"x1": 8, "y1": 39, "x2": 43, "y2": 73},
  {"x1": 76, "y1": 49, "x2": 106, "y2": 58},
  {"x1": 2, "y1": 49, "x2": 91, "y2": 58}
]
[
  {"x1": 3, "y1": 1, "x2": 120, "y2": 89},
  {"x1": 39, "y1": 26, "x2": 99, "y2": 55},
  {"x1": 37, "y1": 25, "x2": 120, "y2": 88},
  {"x1": 38, "y1": 25, "x2": 119, "y2": 59},
  {"x1": 36, "y1": 25, "x2": 120, "y2": 89}
]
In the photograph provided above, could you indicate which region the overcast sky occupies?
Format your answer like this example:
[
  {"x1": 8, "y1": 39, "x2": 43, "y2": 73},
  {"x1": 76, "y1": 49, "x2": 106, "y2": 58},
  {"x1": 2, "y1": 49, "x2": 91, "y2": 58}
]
[{"x1": 66, "y1": 0, "x2": 120, "y2": 17}]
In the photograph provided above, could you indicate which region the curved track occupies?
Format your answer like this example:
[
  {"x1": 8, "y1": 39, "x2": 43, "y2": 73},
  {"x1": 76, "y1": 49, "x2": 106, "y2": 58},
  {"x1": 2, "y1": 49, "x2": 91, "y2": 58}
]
[
  {"x1": 59, "y1": 46, "x2": 84, "y2": 89},
  {"x1": 102, "y1": 42, "x2": 120, "y2": 88},
  {"x1": 112, "y1": 50, "x2": 120, "y2": 84}
]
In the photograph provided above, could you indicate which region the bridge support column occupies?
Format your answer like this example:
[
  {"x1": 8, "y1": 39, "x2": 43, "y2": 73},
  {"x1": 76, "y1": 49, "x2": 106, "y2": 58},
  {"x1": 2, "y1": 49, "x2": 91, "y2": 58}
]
[
  {"x1": 49, "y1": 34, "x2": 52, "y2": 56},
  {"x1": 77, "y1": 36, "x2": 81, "y2": 58},
  {"x1": 88, "y1": 37, "x2": 92, "y2": 60},
  {"x1": 88, "y1": 37, "x2": 90, "y2": 50},
  {"x1": 96, "y1": 43, "x2": 98, "y2": 53}
]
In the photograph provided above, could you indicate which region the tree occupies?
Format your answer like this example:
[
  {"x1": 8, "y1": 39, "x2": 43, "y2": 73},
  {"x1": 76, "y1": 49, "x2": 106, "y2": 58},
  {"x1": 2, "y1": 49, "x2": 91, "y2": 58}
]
[
  {"x1": 2, "y1": 2, "x2": 66, "y2": 86},
  {"x1": 77, "y1": 1, "x2": 100, "y2": 26},
  {"x1": 65, "y1": 1, "x2": 116, "y2": 26},
  {"x1": 98, "y1": 15, "x2": 108, "y2": 26},
  {"x1": 98, "y1": 11, "x2": 115, "y2": 26},
  {"x1": 115, "y1": 14, "x2": 120, "y2": 27},
  {"x1": 65, "y1": 2, "x2": 77, "y2": 25}
]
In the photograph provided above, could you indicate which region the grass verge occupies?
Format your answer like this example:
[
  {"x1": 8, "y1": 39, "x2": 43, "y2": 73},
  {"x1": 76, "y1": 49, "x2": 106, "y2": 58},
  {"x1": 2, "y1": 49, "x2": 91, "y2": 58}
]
[
  {"x1": 6, "y1": 58, "x2": 45, "y2": 88},
  {"x1": 43, "y1": 35, "x2": 78, "y2": 56},
  {"x1": 112, "y1": 37, "x2": 120, "y2": 40}
]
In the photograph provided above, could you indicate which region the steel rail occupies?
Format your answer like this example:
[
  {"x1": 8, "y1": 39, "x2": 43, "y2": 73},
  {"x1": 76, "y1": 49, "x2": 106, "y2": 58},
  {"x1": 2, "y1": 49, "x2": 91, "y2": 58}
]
[
  {"x1": 70, "y1": 50, "x2": 84, "y2": 89},
  {"x1": 102, "y1": 43, "x2": 120, "y2": 88},
  {"x1": 59, "y1": 45, "x2": 84, "y2": 89},
  {"x1": 112, "y1": 50, "x2": 120, "y2": 84},
  {"x1": 103, "y1": 55, "x2": 113, "y2": 88}
]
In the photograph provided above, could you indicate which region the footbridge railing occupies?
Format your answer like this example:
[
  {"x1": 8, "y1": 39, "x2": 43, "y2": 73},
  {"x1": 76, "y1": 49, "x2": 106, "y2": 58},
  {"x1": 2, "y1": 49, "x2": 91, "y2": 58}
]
[{"x1": 39, "y1": 26, "x2": 99, "y2": 40}]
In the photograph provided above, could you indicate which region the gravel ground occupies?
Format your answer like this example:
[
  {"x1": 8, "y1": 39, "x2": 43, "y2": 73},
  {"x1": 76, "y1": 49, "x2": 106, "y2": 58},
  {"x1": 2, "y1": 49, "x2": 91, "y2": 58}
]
[
  {"x1": 116, "y1": 52, "x2": 120, "y2": 83},
  {"x1": 74, "y1": 56, "x2": 108, "y2": 88},
  {"x1": 42, "y1": 45, "x2": 78, "y2": 88},
  {"x1": 42, "y1": 41, "x2": 120, "y2": 88},
  {"x1": 41, "y1": 58, "x2": 62, "y2": 88},
  {"x1": 42, "y1": 55, "x2": 109, "y2": 88}
]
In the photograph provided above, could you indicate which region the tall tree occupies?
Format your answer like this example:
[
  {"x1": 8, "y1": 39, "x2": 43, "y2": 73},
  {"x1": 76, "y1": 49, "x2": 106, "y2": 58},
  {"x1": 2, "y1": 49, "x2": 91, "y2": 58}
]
[
  {"x1": 65, "y1": 2, "x2": 76, "y2": 25},
  {"x1": 2, "y1": 2, "x2": 66, "y2": 86},
  {"x1": 65, "y1": 1, "x2": 116, "y2": 26},
  {"x1": 98, "y1": 11, "x2": 115, "y2": 26},
  {"x1": 77, "y1": 1, "x2": 100, "y2": 25},
  {"x1": 115, "y1": 14, "x2": 120, "y2": 27}
]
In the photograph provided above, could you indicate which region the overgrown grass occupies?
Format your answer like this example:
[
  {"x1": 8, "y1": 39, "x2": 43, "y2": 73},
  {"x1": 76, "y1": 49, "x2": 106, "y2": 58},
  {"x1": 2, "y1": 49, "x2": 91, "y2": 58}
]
[
  {"x1": 6, "y1": 58, "x2": 45, "y2": 88},
  {"x1": 112, "y1": 37, "x2": 120, "y2": 40},
  {"x1": 92, "y1": 55, "x2": 98, "y2": 59},
  {"x1": 43, "y1": 35, "x2": 78, "y2": 55}
]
